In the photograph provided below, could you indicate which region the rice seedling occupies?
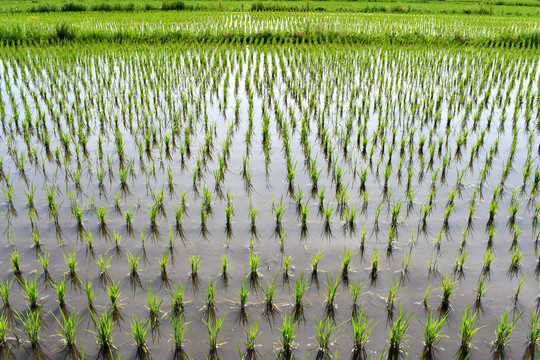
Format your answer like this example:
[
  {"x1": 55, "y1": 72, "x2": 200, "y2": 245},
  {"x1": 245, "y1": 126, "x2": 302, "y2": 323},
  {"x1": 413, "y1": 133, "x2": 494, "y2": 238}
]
[
  {"x1": 149, "y1": 204, "x2": 160, "y2": 228},
  {"x1": 203, "y1": 313, "x2": 225, "y2": 353},
  {"x1": 158, "y1": 249, "x2": 168, "y2": 278},
  {"x1": 311, "y1": 249, "x2": 323, "y2": 274},
  {"x1": 72, "y1": 201, "x2": 84, "y2": 228},
  {"x1": 370, "y1": 248, "x2": 379, "y2": 279},
  {"x1": 388, "y1": 305, "x2": 413, "y2": 354},
  {"x1": 30, "y1": 229, "x2": 42, "y2": 249},
  {"x1": 0, "y1": 314, "x2": 8, "y2": 348},
  {"x1": 146, "y1": 283, "x2": 163, "y2": 324},
  {"x1": 313, "y1": 317, "x2": 341, "y2": 357},
  {"x1": 64, "y1": 249, "x2": 78, "y2": 278},
  {"x1": 125, "y1": 205, "x2": 133, "y2": 227},
  {"x1": 423, "y1": 284, "x2": 433, "y2": 308},
  {"x1": 243, "y1": 317, "x2": 260, "y2": 356},
  {"x1": 401, "y1": 247, "x2": 414, "y2": 275},
  {"x1": 454, "y1": 249, "x2": 468, "y2": 273},
  {"x1": 249, "y1": 249, "x2": 261, "y2": 278},
  {"x1": 168, "y1": 282, "x2": 185, "y2": 316},
  {"x1": 250, "y1": 205, "x2": 259, "y2": 228},
  {"x1": 0, "y1": 278, "x2": 12, "y2": 308},
  {"x1": 340, "y1": 248, "x2": 352, "y2": 278},
  {"x1": 94, "y1": 250, "x2": 111, "y2": 278},
  {"x1": 53, "y1": 310, "x2": 83, "y2": 349},
  {"x1": 422, "y1": 308, "x2": 447, "y2": 354},
  {"x1": 273, "y1": 196, "x2": 285, "y2": 228},
  {"x1": 127, "y1": 250, "x2": 140, "y2": 277},
  {"x1": 189, "y1": 253, "x2": 201, "y2": 278},
  {"x1": 350, "y1": 306, "x2": 374, "y2": 353},
  {"x1": 96, "y1": 204, "x2": 109, "y2": 227},
  {"x1": 300, "y1": 201, "x2": 309, "y2": 228},
  {"x1": 483, "y1": 248, "x2": 495, "y2": 273},
  {"x1": 278, "y1": 312, "x2": 296, "y2": 359},
  {"x1": 291, "y1": 272, "x2": 307, "y2": 312},
  {"x1": 385, "y1": 277, "x2": 403, "y2": 309},
  {"x1": 217, "y1": 252, "x2": 227, "y2": 276},
  {"x1": 508, "y1": 200, "x2": 520, "y2": 225},
  {"x1": 324, "y1": 272, "x2": 339, "y2": 315},
  {"x1": 262, "y1": 275, "x2": 278, "y2": 314},
  {"x1": 282, "y1": 255, "x2": 292, "y2": 278},
  {"x1": 16, "y1": 304, "x2": 44, "y2": 348},
  {"x1": 85, "y1": 278, "x2": 94, "y2": 309},
  {"x1": 204, "y1": 279, "x2": 217, "y2": 314},
  {"x1": 458, "y1": 305, "x2": 483, "y2": 355},
  {"x1": 114, "y1": 231, "x2": 122, "y2": 250},
  {"x1": 235, "y1": 276, "x2": 249, "y2": 311},
  {"x1": 107, "y1": 279, "x2": 122, "y2": 310},
  {"x1": 129, "y1": 315, "x2": 150, "y2": 354},
  {"x1": 20, "y1": 274, "x2": 39, "y2": 310},
  {"x1": 84, "y1": 231, "x2": 93, "y2": 250},
  {"x1": 55, "y1": 273, "x2": 67, "y2": 308},
  {"x1": 440, "y1": 274, "x2": 457, "y2": 307},
  {"x1": 170, "y1": 312, "x2": 189, "y2": 352},
  {"x1": 475, "y1": 275, "x2": 490, "y2": 303},
  {"x1": 509, "y1": 246, "x2": 523, "y2": 272},
  {"x1": 492, "y1": 308, "x2": 523, "y2": 353},
  {"x1": 11, "y1": 247, "x2": 20, "y2": 275},
  {"x1": 513, "y1": 274, "x2": 530, "y2": 301},
  {"x1": 526, "y1": 308, "x2": 540, "y2": 351},
  {"x1": 89, "y1": 309, "x2": 115, "y2": 353}
]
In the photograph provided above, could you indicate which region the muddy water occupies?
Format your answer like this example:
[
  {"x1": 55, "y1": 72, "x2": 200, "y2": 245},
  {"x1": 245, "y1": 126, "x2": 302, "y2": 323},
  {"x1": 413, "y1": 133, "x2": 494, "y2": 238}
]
[{"x1": 0, "y1": 44, "x2": 538, "y2": 359}]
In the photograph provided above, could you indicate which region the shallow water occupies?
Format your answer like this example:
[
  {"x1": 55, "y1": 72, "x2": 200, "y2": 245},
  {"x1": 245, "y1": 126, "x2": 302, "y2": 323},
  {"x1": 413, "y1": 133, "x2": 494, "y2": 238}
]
[{"x1": 0, "y1": 43, "x2": 538, "y2": 359}]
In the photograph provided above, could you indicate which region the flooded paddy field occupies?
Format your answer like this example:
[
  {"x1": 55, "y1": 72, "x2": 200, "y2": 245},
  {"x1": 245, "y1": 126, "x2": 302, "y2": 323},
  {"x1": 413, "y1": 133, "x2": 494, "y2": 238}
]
[{"x1": 0, "y1": 43, "x2": 538, "y2": 359}]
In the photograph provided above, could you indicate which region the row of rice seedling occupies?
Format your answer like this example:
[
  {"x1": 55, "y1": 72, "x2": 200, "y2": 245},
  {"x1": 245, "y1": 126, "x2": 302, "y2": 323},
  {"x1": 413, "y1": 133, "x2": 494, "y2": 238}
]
[
  {"x1": 0, "y1": 41, "x2": 538, "y2": 358},
  {"x1": 0, "y1": 269, "x2": 539, "y2": 359},
  {"x1": 0, "y1": 11, "x2": 539, "y2": 46}
]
